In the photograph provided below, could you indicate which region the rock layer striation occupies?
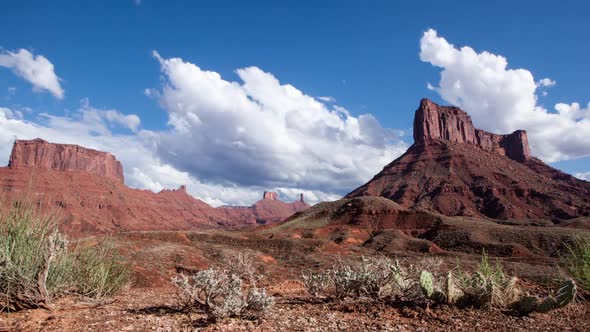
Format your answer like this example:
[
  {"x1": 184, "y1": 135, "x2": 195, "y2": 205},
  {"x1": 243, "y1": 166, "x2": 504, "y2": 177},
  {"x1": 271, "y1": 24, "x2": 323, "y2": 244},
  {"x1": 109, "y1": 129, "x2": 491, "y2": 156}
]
[
  {"x1": 413, "y1": 99, "x2": 530, "y2": 162},
  {"x1": 9, "y1": 138, "x2": 124, "y2": 183}
]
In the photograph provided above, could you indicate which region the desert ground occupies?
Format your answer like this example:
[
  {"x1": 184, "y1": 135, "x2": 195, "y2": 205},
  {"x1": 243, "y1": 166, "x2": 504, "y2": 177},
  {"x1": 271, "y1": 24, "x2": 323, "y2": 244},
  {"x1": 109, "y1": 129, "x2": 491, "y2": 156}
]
[{"x1": 3, "y1": 215, "x2": 590, "y2": 332}]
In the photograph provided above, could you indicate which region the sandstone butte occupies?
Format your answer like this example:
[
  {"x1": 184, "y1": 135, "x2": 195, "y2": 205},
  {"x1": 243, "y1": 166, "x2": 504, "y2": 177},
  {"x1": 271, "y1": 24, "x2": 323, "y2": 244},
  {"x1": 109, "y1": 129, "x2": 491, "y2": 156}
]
[
  {"x1": 0, "y1": 139, "x2": 310, "y2": 235},
  {"x1": 347, "y1": 98, "x2": 590, "y2": 220}
]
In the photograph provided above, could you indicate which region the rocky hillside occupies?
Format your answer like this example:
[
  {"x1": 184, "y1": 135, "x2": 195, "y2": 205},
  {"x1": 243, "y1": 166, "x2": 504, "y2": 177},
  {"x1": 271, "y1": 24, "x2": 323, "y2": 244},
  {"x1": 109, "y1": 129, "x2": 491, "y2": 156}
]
[{"x1": 346, "y1": 99, "x2": 590, "y2": 220}]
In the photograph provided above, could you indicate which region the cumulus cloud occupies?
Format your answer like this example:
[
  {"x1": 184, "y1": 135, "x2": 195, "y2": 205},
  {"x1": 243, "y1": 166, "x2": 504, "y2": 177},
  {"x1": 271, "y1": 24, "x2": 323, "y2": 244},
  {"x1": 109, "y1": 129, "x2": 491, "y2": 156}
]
[
  {"x1": 538, "y1": 78, "x2": 556, "y2": 88},
  {"x1": 152, "y1": 52, "x2": 408, "y2": 193},
  {"x1": 0, "y1": 56, "x2": 405, "y2": 206},
  {"x1": 420, "y1": 29, "x2": 590, "y2": 162},
  {"x1": 0, "y1": 49, "x2": 64, "y2": 99},
  {"x1": 79, "y1": 98, "x2": 141, "y2": 132},
  {"x1": 576, "y1": 171, "x2": 590, "y2": 181},
  {"x1": 0, "y1": 103, "x2": 271, "y2": 206}
]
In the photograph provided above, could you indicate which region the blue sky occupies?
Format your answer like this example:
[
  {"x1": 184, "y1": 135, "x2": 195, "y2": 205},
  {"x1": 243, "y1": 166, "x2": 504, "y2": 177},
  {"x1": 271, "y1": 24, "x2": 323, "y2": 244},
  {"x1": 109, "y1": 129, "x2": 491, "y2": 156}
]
[{"x1": 1, "y1": 0, "x2": 589, "y2": 205}]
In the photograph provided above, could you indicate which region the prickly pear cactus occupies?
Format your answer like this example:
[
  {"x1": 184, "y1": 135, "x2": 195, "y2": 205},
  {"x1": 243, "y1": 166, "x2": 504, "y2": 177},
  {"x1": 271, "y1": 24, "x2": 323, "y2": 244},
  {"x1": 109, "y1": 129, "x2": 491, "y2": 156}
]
[
  {"x1": 513, "y1": 296, "x2": 540, "y2": 315},
  {"x1": 512, "y1": 279, "x2": 577, "y2": 315},
  {"x1": 420, "y1": 271, "x2": 434, "y2": 298},
  {"x1": 419, "y1": 270, "x2": 446, "y2": 303},
  {"x1": 555, "y1": 279, "x2": 576, "y2": 308},
  {"x1": 472, "y1": 277, "x2": 493, "y2": 308},
  {"x1": 535, "y1": 297, "x2": 557, "y2": 313}
]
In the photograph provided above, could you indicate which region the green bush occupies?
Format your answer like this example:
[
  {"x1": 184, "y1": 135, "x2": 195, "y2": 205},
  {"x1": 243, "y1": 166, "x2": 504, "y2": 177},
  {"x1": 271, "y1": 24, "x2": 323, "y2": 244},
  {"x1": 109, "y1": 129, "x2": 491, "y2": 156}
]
[
  {"x1": 564, "y1": 236, "x2": 590, "y2": 293},
  {"x1": 0, "y1": 203, "x2": 129, "y2": 311}
]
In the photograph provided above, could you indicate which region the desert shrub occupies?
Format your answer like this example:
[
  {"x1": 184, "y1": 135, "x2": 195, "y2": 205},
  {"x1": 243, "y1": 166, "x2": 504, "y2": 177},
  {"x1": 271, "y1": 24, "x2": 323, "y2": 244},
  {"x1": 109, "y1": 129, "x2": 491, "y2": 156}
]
[
  {"x1": 304, "y1": 253, "x2": 577, "y2": 315},
  {"x1": 0, "y1": 203, "x2": 129, "y2": 311},
  {"x1": 223, "y1": 251, "x2": 260, "y2": 285},
  {"x1": 172, "y1": 267, "x2": 274, "y2": 321},
  {"x1": 420, "y1": 251, "x2": 577, "y2": 315},
  {"x1": 302, "y1": 256, "x2": 441, "y2": 302},
  {"x1": 563, "y1": 236, "x2": 590, "y2": 293},
  {"x1": 0, "y1": 205, "x2": 67, "y2": 311},
  {"x1": 302, "y1": 271, "x2": 331, "y2": 297},
  {"x1": 67, "y1": 240, "x2": 130, "y2": 299}
]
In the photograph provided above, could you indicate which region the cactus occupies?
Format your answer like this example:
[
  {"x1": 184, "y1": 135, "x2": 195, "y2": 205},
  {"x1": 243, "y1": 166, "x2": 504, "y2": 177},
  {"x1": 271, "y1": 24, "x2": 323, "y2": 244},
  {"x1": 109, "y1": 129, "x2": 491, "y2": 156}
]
[
  {"x1": 419, "y1": 270, "x2": 446, "y2": 304},
  {"x1": 555, "y1": 279, "x2": 576, "y2": 308},
  {"x1": 535, "y1": 297, "x2": 556, "y2": 313},
  {"x1": 511, "y1": 279, "x2": 577, "y2": 315},
  {"x1": 512, "y1": 296, "x2": 539, "y2": 315},
  {"x1": 469, "y1": 272, "x2": 493, "y2": 308},
  {"x1": 420, "y1": 271, "x2": 434, "y2": 298},
  {"x1": 444, "y1": 271, "x2": 465, "y2": 305}
]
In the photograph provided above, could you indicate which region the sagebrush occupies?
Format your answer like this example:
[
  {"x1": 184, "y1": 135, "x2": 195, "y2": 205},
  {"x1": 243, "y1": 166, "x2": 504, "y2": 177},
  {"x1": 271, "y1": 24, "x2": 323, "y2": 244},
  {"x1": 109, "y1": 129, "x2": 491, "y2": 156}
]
[
  {"x1": 0, "y1": 202, "x2": 129, "y2": 311},
  {"x1": 172, "y1": 267, "x2": 275, "y2": 321}
]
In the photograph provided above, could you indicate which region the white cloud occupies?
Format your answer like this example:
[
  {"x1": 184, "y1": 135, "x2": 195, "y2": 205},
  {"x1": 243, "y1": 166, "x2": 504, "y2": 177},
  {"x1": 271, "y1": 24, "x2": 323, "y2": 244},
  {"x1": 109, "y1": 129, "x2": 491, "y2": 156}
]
[
  {"x1": 79, "y1": 98, "x2": 141, "y2": 132},
  {"x1": 152, "y1": 52, "x2": 408, "y2": 193},
  {"x1": 576, "y1": 171, "x2": 590, "y2": 181},
  {"x1": 0, "y1": 49, "x2": 64, "y2": 99},
  {"x1": 0, "y1": 103, "x2": 269, "y2": 206},
  {"x1": 420, "y1": 29, "x2": 590, "y2": 162},
  {"x1": 0, "y1": 56, "x2": 406, "y2": 206},
  {"x1": 538, "y1": 78, "x2": 556, "y2": 88},
  {"x1": 317, "y1": 96, "x2": 336, "y2": 103}
]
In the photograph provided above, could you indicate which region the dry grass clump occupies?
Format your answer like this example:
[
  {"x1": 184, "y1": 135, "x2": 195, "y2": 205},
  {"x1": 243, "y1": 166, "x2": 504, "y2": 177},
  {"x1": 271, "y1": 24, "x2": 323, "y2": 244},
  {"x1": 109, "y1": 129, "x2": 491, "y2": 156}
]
[{"x1": 563, "y1": 236, "x2": 590, "y2": 293}]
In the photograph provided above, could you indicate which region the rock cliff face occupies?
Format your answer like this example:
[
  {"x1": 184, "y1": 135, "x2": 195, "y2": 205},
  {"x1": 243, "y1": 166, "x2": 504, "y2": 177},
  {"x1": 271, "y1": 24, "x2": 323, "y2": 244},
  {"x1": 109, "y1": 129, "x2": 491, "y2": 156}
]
[
  {"x1": 8, "y1": 138, "x2": 124, "y2": 183},
  {"x1": 0, "y1": 139, "x2": 312, "y2": 234},
  {"x1": 413, "y1": 99, "x2": 530, "y2": 162},
  {"x1": 347, "y1": 99, "x2": 590, "y2": 220}
]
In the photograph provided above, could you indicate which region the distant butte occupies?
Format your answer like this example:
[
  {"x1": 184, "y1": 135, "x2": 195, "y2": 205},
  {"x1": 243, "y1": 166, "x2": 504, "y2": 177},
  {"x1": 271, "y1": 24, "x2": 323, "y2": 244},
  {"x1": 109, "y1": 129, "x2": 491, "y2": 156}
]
[
  {"x1": 0, "y1": 138, "x2": 311, "y2": 235},
  {"x1": 9, "y1": 138, "x2": 124, "y2": 182},
  {"x1": 347, "y1": 99, "x2": 590, "y2": 220}
]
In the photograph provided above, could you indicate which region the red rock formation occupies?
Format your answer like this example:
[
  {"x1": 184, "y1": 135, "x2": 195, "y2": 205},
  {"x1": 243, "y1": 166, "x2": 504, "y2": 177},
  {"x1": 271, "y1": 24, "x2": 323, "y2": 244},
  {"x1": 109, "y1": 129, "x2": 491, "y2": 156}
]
[
  {"x1": 8, "y1": 138, "x2": 124, "y2": 183},
  {"x1": 218, "y1": 192, "x2": 311, "y2": 225},
  {"x1": 347, "y1": 99, "x2": 590, "y2": 220},
  {"x1": 263, "y1": 191, "x2": 278, "y2": 200},
  {"x1": 414, "y1": 99, "x2": 530, "y2": 162},
  {"x1": 0, "y1": 139, "x2": 312, "y2": 234}
]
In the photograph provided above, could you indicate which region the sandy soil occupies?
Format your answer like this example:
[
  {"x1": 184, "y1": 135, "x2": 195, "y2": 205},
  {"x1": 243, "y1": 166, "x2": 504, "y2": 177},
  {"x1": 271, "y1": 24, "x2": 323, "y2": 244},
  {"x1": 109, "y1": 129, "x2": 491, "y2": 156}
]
[{"x1": 2, "y1": 285, "x2": 589, "y2": 332}]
